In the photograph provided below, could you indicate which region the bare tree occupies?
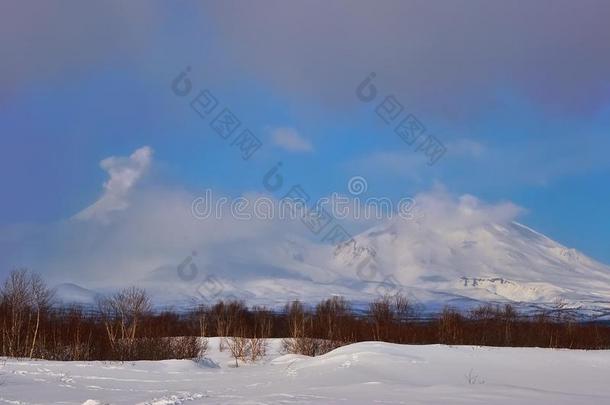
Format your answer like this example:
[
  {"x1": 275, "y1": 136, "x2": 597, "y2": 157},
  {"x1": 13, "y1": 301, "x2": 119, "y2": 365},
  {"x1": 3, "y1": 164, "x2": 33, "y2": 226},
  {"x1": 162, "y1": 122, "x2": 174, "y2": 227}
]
[
  {"x1": 250, "y1": 306, "x2": 272, "y2": 361},
  {"x1": 97, "y1": 286, "x2": 151, "y2": 357},
  {"x1": 393, "y1": 294, "x2": 416, "y2": 323},
  {"x1": 210, "y1": 300, "x2": 246, "y2": 351},
  {"x1": 282, "y1": 300, "x2": 305, "y2": 354},
  {"x1": 282, "y1": 300, "x2": 320, "y2": 356},
  {"x1": 368, "y1": 295, "x2": 394, "y2": 342},
  {"x1": 317, "y1": 297, "x2": 349, "y2": 339},
  {"x1": 120, "y1": 287, "x2": 151, "y2": 342},
  {"x1": 1, "y1": 269, "x2": 31, "y2": 357},
  {"x1": 438, "y1": 307, "x2": 463, "y2": 344},
  {"x1": 28, "y1": 273, "x2": 54, "y2": 358},
  {"x1": 0, "y1": 269, "x2": 53, "y2": 358},
  {"x1": 97, "y1": 295, "x2": 119, "y2": 348},
  {"x1": 193, "y1": 305, "x2": 209, "y2": 357}
]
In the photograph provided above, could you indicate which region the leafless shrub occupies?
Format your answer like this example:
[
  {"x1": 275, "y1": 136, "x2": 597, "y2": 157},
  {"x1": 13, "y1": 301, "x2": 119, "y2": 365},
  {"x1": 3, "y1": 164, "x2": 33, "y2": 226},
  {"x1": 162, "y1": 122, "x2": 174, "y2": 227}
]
[
  {"x1": 248, "y1": 336, "x2": 266, "y2": 361},
  {"x1": 227, "y1": 333, "x2": 250, "y2": 367},
  {"x1": 465, "y1": 368, "x2": 485, "y2": 385},
  {"x1": 97, "y1": 286, "x2": 151, "y2": 359},
  {"x1": 281, "y1": 337, "x2": 324, "y2": 356},
  {"x1": 226, "y1": 335, "x2": 266, "y2": 366},
  {"x1": 249, "y1": 306, "x2": 271, "y2": 361},
  {"x1": 172, "y1": 336, "x2": 202, "y2": 359},
  {"x1": 198, "y1": 337, "x2": 209, "y2": 358},
  {"x1": 110, "y1": 336, "x2": 201, "y2": 361}
]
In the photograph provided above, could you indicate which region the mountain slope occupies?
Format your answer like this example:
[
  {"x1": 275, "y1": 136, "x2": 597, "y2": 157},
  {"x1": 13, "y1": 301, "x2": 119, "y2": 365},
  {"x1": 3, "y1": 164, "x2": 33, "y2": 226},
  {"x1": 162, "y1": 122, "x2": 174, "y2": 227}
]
[
  {"x1": 55, "y1": 210, "x2": 610, "y2": 316},
  {"x1": 328, "y1": 217, "x2": 610, "y2": 313},
  {"x1": 53, "y1": 283, "x2": 100, "y2": 306}
]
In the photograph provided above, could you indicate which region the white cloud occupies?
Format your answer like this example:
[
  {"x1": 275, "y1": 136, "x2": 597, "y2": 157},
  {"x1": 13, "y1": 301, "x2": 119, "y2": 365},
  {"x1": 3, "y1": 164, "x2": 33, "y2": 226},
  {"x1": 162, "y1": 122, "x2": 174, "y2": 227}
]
[
  {"x1": 411, "y1": 187, "x2": 524, "y2": 231},
  {"x1": 350, "y1": 151, "x2": 427, "y2": 182},
  {"x1": 74, "y1": 146, "x2": 153, "y2": 222},
  {"x1": 448, "y1": 139, "x2": 486, "y2": 158},
  {"x1": 271, "y1": 127, "x2": 313, "y2": 152},
  {"x1": 1, "y1": 147, "x2": 546, "y2": 304},
  {"x1": 2, "y1": 176, "x2": 526, "y2": 291}
]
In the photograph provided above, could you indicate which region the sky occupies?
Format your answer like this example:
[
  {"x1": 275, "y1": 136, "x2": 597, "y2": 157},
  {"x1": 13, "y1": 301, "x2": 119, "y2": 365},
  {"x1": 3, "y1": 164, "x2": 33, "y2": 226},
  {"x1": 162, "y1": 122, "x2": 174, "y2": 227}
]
[{"x1": 1, "y1": 0, "x2": 610, "y2": 288}]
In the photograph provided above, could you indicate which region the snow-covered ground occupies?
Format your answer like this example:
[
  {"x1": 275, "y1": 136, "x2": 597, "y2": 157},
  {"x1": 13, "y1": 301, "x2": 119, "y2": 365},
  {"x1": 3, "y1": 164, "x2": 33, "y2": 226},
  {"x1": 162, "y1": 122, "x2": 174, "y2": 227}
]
[{"x1": 2, "y1": 338, "x2": 610, "y2": 404}]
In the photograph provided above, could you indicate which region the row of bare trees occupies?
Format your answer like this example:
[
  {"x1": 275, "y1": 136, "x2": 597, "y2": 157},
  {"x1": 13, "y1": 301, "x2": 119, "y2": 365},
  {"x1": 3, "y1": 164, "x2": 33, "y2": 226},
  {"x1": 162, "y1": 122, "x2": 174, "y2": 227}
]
[
  {"x1": 282, "y1": 296, "x2": 610, "y2": 354},
  {"x1": 0, "y1": 270, "x2": 203, "y2": 361},
  {"x1": 1, "y1": 270, "x2": 54, "y2": 358},
  {"x1": 2, "y1": 270, "x2": 610, "y2": 361}
]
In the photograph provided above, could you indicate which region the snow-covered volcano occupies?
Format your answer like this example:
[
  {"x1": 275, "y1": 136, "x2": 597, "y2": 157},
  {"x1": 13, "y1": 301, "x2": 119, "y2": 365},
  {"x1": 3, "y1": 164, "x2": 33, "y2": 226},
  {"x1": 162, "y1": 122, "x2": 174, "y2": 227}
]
[
  {"x1": 60, "y1": 216, "x2": 609, "y2": 317},
  {"x1": 53, "y1": 192, "x2": 610, "y2": 317},
  {"x1": 236, "y1": 194, "x2": 610, "y2": 315},
  {"x1": 327, "y1": 217, "x2": 610, "y2": 314}
]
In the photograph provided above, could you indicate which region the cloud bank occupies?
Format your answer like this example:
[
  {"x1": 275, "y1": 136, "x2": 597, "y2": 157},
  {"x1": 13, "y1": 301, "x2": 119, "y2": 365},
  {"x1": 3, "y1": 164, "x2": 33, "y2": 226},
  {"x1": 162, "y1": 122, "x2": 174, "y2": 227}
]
[
  {"x1": 0, "y1": 146, "x2": 534, "y2": 299},
  {"x1": 202, "y1": 0, "x2": 610, "y2": 118}
]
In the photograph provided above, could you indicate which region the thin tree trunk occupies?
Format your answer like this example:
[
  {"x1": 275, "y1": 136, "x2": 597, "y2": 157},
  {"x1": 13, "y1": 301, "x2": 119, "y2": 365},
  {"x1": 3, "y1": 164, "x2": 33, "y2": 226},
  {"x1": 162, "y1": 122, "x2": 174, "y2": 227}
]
[{"x1": 29, "y1": 308, "x2": 40, "y2": 358}]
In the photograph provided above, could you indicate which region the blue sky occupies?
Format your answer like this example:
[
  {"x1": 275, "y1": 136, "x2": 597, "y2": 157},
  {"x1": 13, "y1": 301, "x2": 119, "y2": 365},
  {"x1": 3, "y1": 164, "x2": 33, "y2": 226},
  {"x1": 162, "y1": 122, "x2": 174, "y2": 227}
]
[{"x1": 1, "y1": 1, "x2": 610, "y2": 285}]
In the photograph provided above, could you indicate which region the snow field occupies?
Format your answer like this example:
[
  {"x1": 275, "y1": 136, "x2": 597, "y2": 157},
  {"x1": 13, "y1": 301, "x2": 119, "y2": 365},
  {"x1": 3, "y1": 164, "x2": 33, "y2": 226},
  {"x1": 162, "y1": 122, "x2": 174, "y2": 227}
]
[{"x1": 2, "y1": 338, "x2": 610, "y2": 404}]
